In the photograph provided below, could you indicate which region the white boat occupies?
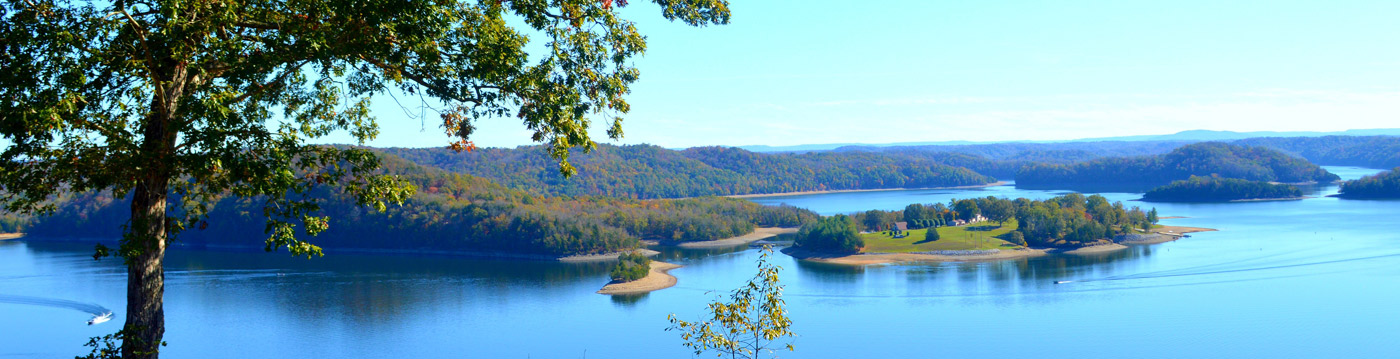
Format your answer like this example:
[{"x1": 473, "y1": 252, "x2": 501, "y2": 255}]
[{"x1": 88, "y1": 312, "x2": 113, "y2": 325}]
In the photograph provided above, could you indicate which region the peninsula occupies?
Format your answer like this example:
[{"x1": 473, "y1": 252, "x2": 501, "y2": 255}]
[{"x1": 784, "y1": 194, "x2": 1214, "y2": 265}]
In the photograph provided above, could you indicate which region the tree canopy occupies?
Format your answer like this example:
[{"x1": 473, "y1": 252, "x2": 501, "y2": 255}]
[
  {"x1": 1337, "y1": 168, "x2": 1400, "y2": 199},
  {"x1": 1142, "y1": 175, "x2": 1303, "y2": 202},
  {"x1": 1, "y1": 0, "x2": 730, "y2": 357},
  {"x1": 793, "y1": 214, "x2": 862, "y2": 254}
]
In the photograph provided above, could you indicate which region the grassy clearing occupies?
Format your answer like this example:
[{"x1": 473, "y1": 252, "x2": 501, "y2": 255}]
[{"x1": 861, "y1": 219, "x2": 1022, "y2": 253}]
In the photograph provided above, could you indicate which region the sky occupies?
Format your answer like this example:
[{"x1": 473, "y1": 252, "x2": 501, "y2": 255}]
[{"x1": 350, "y1": 0, "x2": 1400, "y2": 149}]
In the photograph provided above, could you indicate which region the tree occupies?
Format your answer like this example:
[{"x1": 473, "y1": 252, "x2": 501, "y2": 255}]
[
  {"x1": 794, "y1": 215, "x2": 862, "y2": 254},
  {"x1": 925, "y1": 227, "x2": 940, "y2": 242},
  {"x1": 610, "y1": 250, "x2": 652, "y2": 282},
  {"x1": 953, "y1": 199, "x2": 980, "y2": 222},
  {"x1": 903, "y1": 203, "x2": 926, "y2": 223},
  {"x1": 981, "y1": 198, "x2": 1014, "y2": 226},
  {"x1": 668, "y1": 246, "x2": 794, "y2": 359},
  {"x1": 862, "y1": 209, "x2": 885, "y2": 232},
  {"x1": 1147, "y1": 208, "x2": 1159, "y2": 224},
  {"x1": 0, "y1": 1, "x2": 730, "y2": 357}
]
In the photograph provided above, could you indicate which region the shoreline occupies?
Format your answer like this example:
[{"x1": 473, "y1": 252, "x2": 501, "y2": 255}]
[
  {"x1": 1061, "y1": 243, "x2": 1129, "y2": 255},
  {"x1": 0, "y1": 233, "x2": 24, "y2": 241},
  {"x1": 783, "y1": 246, "x2": 1048, "y2": 266},
  {"x1": 1141, "y1": 196, "x2": 1309, "y2": 203},
  {"x1": 662, "y1": 227, "x2": 800, "y2": 249},
  {"x1": 726, "y1": 181, "x2": 1008, "y2": 199},
  {"x1": 18, "y1": 235, "x2": 658, "y2": 263},
  {"x1": 785, "y1": 224, "x2": 1217, "y2": 264},
  {"x1": 596, "y1": 261, "x2": 682, "y2": 295},
  {"x1": 558, "y1": 249, "x2": 661, "y2": 262}
]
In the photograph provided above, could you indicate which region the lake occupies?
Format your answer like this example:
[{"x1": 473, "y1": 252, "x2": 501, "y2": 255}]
[{"x1": 4, "y1": 166, "x2": 1399, "y2": 358}]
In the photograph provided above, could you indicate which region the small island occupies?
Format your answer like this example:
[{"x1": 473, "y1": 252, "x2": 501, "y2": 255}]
[
  {"x1": 1141, "y1": 176, "x2": 1304, "y2": 202},
  {"x1": 597, "y1": 251, "x2": 683, "y2": 295},
  {"x1": 1334, "y1": 168, "x2": 1400, "y2": 199},
  {"x1": 784, "y1": 194, "x2": 1214, "y2": 265}
]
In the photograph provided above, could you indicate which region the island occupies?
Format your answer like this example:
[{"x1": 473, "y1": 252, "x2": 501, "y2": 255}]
[
  {"x1": 596, "y1": 251, "x2": 683, "y2": 295},
  {"x1": 1141, "y1": 176, "x2": 1304, "y2": 202},
  {"x1": 1334, "y1": 168, "x2": 1400, "y2": 199},
  {"x1": 784, "y1": 194, "x2": 1215, "y2": 265}
]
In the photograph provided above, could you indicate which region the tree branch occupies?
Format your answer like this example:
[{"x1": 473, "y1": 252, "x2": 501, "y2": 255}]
[{"x1": 358, "y1": 56, "x2": 481, "y2": 104}]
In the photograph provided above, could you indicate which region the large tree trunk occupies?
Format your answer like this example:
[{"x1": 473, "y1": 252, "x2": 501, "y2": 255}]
[
  {"x1": 123, "y1": 177, "x2": 168, "y2": 359},
  {"x1": 123, "y1": 86, "x2": 179, "y2": 358}
]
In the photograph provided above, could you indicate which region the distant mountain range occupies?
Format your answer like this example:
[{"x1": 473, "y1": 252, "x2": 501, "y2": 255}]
[{"x1": 734, "y1": 129, "x2": 1400, "y2": 153}]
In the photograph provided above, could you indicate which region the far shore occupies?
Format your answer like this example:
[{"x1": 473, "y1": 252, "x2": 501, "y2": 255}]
[
  {"x1": 596, "y1": 261, "x2": 682, "y2": 295},
  {"x1": 0, "y1": 233, "x2": 24, "y2": 241},
  {"x1": 725, "y1": 181, "x2": 1008, "y2": 199},
  {"x1": 660, "y1": 227, "x2": 799, "y2": 249}
]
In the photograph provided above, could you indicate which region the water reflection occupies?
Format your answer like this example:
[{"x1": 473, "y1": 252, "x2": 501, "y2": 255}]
[{"x1": 609, "y1": 293, "x2": 648, "y2": 307}]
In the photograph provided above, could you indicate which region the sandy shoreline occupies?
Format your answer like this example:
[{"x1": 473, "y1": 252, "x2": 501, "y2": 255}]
[
  {"x1": 596, "y1": 261, "x2": 682, "y2": 295},
  {"x1": 558, "y1": 249, "x2": 661, "y2": 262},
  {"x1": 783, "y1": 247, "x2": 1048, "y2": 265},
  {"x1": 0, "y1": 233, "x2": 23, "y2": 241},
  {"x1": 726, "y1": 181, "x2": 1008, "y2": 199},
  {"x1": 1228, "y1": 197, "x2": 1308, "y2": 202},
  {"x1": 1153, "y1": 225, "x2": 1216, "y2": 236},
  {"x1": 668, "y1": 227, "x2": 799, "y2": 249},
  {"x1": 1062, "y1": 243, "x2": 1128, "y2": 255}
]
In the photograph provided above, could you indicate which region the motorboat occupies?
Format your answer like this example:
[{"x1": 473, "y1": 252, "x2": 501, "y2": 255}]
[{"x1": 87, "y1": 312, "x2": 113, "y2": 325}]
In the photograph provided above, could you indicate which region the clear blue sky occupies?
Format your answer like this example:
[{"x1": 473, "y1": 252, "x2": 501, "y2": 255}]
[{"x1": 352, "y1": 0, "x2": 1400, "y2": 149}]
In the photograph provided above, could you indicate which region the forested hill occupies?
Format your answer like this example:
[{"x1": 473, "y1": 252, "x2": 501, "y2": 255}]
[
  {"x1": 1015, "y1": 142, "x2": 1340, "y2": 190},
  {"x1": 1233, "y1": 136, "x2": 1400, "y2": 169},
  {"x1": 379, "y1": 144, "x2": 997, "y2": 199},
  {"x1": 1336, "y1": 168, "x2": 1400, "y2": 199},
  {"x1": 23, "y1": 155, "x2": 817, "y2": 257}
]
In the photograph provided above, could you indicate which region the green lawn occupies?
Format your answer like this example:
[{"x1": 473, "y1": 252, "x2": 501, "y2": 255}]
[{"x1": 861, "y1": 219, "x2": 1023, "y2": 253}]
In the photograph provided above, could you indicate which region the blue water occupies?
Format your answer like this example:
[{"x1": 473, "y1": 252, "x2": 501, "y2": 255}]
[{"x1": 4, "y1": 166, "x2": 1399, "y2": 358}]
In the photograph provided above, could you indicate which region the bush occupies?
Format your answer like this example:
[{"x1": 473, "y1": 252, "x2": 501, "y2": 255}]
[
  {"x1": 1008, "y1": 231, "x2": 1026, "y2": 246},
  {"x1": 925, "y1": 228, "x2": 940, "y2": 242},
  {"x1": 610, "y1": 251, "x2": 651, "y2": 282}
]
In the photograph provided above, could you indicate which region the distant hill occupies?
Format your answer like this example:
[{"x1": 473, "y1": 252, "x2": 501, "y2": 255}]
[
  {"x1": 1015, "y1": 142, "x2": 1340, "y2": 191},
  {"x1": 1081, "y1": 129, "x2": 1400, "y2": 142},
  {"x1": 1234, "y1": 136, "x2": 1400, "y2": 169},
  {"x1": 736, "y1": 140, "x2": 982, "y2": 153},
  {"x1": 381, "y1": 144, "x2": 997, "y2": 199},
  {"x1": 23, "y1": 154, "x2": 818, "y2": 257},
  {"x1": 735, "y1": 129, "x2": 1400, "y2": 153}
]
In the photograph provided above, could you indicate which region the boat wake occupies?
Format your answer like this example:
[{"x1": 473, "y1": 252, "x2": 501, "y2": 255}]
[
  {"x1": 0, "y1": 294, "x2": 112, "y2": 325},
  {"x1": 1062, "y1": 252, "x2": 1400, "y2": 284}
]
